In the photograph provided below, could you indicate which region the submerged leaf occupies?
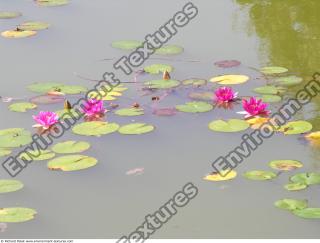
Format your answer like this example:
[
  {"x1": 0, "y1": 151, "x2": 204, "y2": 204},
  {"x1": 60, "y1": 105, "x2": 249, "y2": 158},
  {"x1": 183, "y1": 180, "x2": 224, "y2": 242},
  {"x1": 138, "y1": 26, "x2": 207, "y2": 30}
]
[
  {"x1": 115, "y1": 108, "x2": 144, "y2": 116},
  {"x1": 0, "y1": 180, "x2": 24, "y2": 194},
  {"x1": 144, "y1": 79, "x2": 180, "y2": 89},
  {"x1": 275, "y1": 199, "x2": 307, "y2": 211},
  {"x1": 30, "y1": 95, "x2": 64, "y2": 105},
  {"x1": 208, "y1": 119, "x2": 249, "y2": 132},
  {"x1": 176, "y1": 101, "x2": 213, "y2": 113},
  {"x1": 183, "y1": 79, "x2": 207, "y2": 86},
  {"x1": 260, "y1": 95, "x2": 282, "y2": 103},
  {"x1": 118, "y1": 123, "x2": 155, "y2": 135},
  {"x1": 8, "y1": 102, "x2": 37, "y2": 112},
  {"x1": 144, "y1": 64, "x2": 173, "y2": 74},
  {"x1": 28, "y1": 82, "x2": 87, "y2": 94},
  {"x1": 111, "y1": 40, "x2": 142, "y2": 50},
  {"x1": 253, "y1": 86, "x2": 285, "y2": 95},
  {"x1": 48, "y1": 155, "x2": 97, "y2": 171},
  {"x1": 0, "y1": 12, "x2": 22, "y2": 19},
  {"x1": 72, "y1": 121, "x2": 119, "y2": 137},
  {"x1": 243, "y1": 170, "x2": 277, "y2": 180},
  {"x1": 52, "y1": 141, "x2": 90, "y2": 154},
  {"x1": 269, "y1": 160, "x2": 303, "y2": 171},
  {"x1": 274, "y1": 75, "x2": 303, "y2": 87},
  {"x1": 152, "y1": 107, "x2": 177, "y2": 116},
  {"x1": 155, "y1": 45, "x2": 183, "y2": 55},
  {"x1": 214, "y1": 60, "x2": 241, "y2": 68},
  {"x1": 203, "y1": 170, "x2": 237, "y2": 181},
  {"x1": 188, "y1": 92, "x2": 213, "y2": 101},
  {"x1": 0, "y1": 208, "x2": 36, "y2": 223},
  {"x1": 260, "y1": 66, "x2": 288, "y2": 75},
  {"x1": 210, "y1": 74, "x2": 249, "y2": 85}
]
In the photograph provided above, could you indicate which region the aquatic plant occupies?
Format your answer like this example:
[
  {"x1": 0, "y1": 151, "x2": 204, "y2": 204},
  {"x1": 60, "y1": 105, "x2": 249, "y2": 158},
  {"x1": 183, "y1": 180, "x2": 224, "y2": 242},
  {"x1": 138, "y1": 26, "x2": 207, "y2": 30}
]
[
  {"x1": 32, "y1": 111, "x2": 59, "y2": 130},
  {"x1": 214, "y1": 86, "x2": 238, "y2": 103},
  {"x1": 240, "y1": 97, "x2": 270, "y2": 118}
]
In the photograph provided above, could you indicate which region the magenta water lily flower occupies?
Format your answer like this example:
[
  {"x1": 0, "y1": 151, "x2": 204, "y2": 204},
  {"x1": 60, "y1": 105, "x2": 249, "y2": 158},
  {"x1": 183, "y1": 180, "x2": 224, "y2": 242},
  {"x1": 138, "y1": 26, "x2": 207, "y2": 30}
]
[
  {"x1": 240, "y1": 97, "x2": 270, "y2": 118},
  {"x1": 33, "y1": 111, "x2": 59, "y2": 130},
  {"x1": 83, "y1": 99, "x2": 106, "y2": 117},
  {"x1": 214, "y1": 86, "x2": 238, "y2": 103}
]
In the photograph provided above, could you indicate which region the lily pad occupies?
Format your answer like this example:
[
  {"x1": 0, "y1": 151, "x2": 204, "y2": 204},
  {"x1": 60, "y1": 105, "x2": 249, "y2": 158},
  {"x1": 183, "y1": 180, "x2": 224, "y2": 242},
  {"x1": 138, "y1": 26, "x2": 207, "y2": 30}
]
[
  {"x1": 260, "y1": 95, "x2": 282, "y2": 103},
  {"x1": 9, "y1": 102, "x2": 37, "y2": 112},
  {"x1": 17, "y1": 21, "x2": 50, "y2": 31},
  {"x1": 214, "y1": 60, "x2": 241, "y2": 68},
  {"x1": 293, "y1": 208, "x2": 320, "y2": 219},
  {"x1": 115, "y1": 108, "x2": 144, "y2": 116},
  {"x1": 253, "y1": 85, "x2": 285, "y2": 95},
  {"x1": 208, "y1": 119, "x2": 249, "y2": 132},
  {"x1": 0, "y1": 180, "x2": 24, "y2": 194},
  {"x1": 1, "y1": 30, "x2": 36, "y2": 38},
  {"x1": 183, "y1": 79, "x2": 207, "y2": 86},
  {"x1": 118, "y1": 123, "x2": 155, "y2": 135},
  {"x1": 144, "y1": 79, "x2": 180, "y2": 89},
  {"x1": 111, "y1": 40, "x2": 142, "y2": 50},
  {"x1": 188, "y1": 92, "x2": 213, "y2": 101},
  {"x1": 275, "y1": 199, "x2": 307, "y2": 211},
  {"x1": 176, "y1": 101, "x2": 213, "y2": 113},
  {"x1": 243, "y1": 170, "x2": 277, "y2": 180},
  {"x1": 0, "y1": 148, "x2": 12, "y2": 157},
  {"x1": 88, "y1": 85, "x2": 127, "y2": 101},
  {"x1": 48, "y1": 155, "x2": 97, "y2": 171},
  {"x1": 30, "y1": 95, "x2": 64, "y2": 104},
  {"x1": 144, "y1": 64, "x2": 173, "y2": 74},
  {"x1": 284, "y1": 182, "x2": 307, "y2": 191},
  {"x1": 260, "y1": 66, "x2": 288, "y2": 75},
  {"x1": 203, "y1": 170, "x2": 237, "y2": 182},
  {"x1": 279, "y1": 121, "x2": 312, "y2": 135},
  {"x1": 0, "y1": 128, "x2": 32, "y2": 148},
  {"x1": 52, "y1": 141, "x2": 90, "y2": 154},
  {"x1": 290, "y1": 172, "x2": 320, "y2": 185},
  {"x1": 72, "y1": 121, "x2": 119, "y2": 137},
  {"x1": 210, "y1": 74, "x2": 249, "y2": 85},
  {"x1": 155, "y1": 45, "x2": 183, "y2": 55},
  {"x1": 28, "y1": 82, "x2": 87, "y2": 94},
  {"x1": 0, "y1": 208, "x2": 36, "y2": 223},
  {"x1": 19, "y1": 150, "x2": 55, "y2": 161},
  {"x1": 274, "y1": 75, "x2": 303, "y2": 87},
  {"x1": 269, "y1": 160, "x2": 303, "y2": 171},
  {"x1": 36, "y1": 0, "x2": 69, "y2": 7},
  {"x1": 0, "y1": 12, "x2": 22, "y2": 19}
]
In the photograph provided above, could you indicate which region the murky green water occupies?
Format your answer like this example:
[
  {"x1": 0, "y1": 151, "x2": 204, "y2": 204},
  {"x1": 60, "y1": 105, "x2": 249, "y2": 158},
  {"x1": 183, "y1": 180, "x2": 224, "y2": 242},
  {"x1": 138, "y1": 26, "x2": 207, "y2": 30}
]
[{"x1": 1, "y1": 0, "x2": 320, "y2": 238}]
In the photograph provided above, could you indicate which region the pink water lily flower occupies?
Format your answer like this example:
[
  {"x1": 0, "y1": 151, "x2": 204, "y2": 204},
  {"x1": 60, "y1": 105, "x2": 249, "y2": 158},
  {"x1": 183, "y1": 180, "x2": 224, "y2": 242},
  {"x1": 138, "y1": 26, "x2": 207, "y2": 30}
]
[
  {"x1": 33, "y1": 111, "x2": 59, "y2": 130},
  {"x1": 214, "y1": 86, "x2": 238, "y2": 103},
  {"x1": 83, "y1": 99, "x2": 106, "y2": 117},
  {"x1": 240, "y1": 97, "x2": 270, "y2": 118}
]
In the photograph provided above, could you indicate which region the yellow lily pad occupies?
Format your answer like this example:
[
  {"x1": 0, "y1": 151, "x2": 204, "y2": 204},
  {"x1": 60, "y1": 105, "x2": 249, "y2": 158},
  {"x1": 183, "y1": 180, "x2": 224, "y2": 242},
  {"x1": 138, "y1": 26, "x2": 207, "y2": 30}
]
[
  {"x1": 203, "y1": 170, "x2": 237, "y2": 182},
  {"x1": 1, "y1": 30, "x2": 36, "y2": 38},
  {"x1": 210, "y1": 75, "x2": 249, "y2": 85}
]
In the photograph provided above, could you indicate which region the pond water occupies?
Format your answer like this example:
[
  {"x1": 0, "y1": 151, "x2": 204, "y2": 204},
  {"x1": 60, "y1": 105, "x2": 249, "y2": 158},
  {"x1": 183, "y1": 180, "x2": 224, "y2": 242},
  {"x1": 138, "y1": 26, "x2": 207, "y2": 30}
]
[{"x1": 1, "y1": 0, "x2": 320, "y2": 239}]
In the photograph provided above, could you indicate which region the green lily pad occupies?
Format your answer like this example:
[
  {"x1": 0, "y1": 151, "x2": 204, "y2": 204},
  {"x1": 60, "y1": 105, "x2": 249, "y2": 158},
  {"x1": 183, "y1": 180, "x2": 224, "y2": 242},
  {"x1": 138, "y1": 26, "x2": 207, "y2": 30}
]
[
  {"x1": 293, "y1": 208, "x2": 320, "y2": 219},
  {"x1": 52, "y1": 141, "x2": 90, "y2": 154},
  {"x1": 0, "y1": 148, "x2": 11, "y2": 157},
  {"x1": 260, "y1": 66, "x2": 288, "y2": 75},
  {"x1": 290, "y1": 172, "x2": 320, "y2": 185},
  {"x1": 269, "y1": 160, "x2": 303, "y2": 171},
  {"x1": 253, "y1": 86, "x2": 285, "y2": 95},
  {"x1": 183, "y1": 79, "x2": 207, "y2": 86},
  {"x1": 72, "y1": 121, "x2": 119, "y2": 137},
  {"x1": 0, "y1": 208, "x2": 37, "y2": 223},
  {"x1": 284, "y1": 182, "x2": 308, "y2": 191},
  {"x1": 275, "y1": 199, "x2": 307, "y2": 211},
  {"x1": 0, "y1": 180, "x2": 24, "y2": 194},
  {"x1": 28, "y1": 82, "x2": 87, "y2": 94},
  {"x1": 0, "y1": 12, "x2": 22, "y2": 19},
  {"x1": 1, "y1": 30, "x2": 36, "y2": 38},
  {"x1": 176, "y1": 101, "x2": 213, "y2": 113},
  {"x1": 19, "y1": 149, "x2": 55, "y2": 161},
  {"x1": 17, "y1": 21, "x2": 50, "y2": 31},
  {"x1": 243, "y1": 170, "x2": 277, "y2": 180},
  {"x1": 144, "y1": 79, "x2": 180, "y2": 89},
  {"x1": 279, "y1": 121, "x2": 312, "y2": 135},
  {"x1": 9, "y1": 102, "x2": 37, "y2": 112},
  {"x1": 48, "y1": 155, "x2": 97, "y2": 171},
  {"x1": 115, "y1": 108, "x2": 144, "y2": 116},
  {"x1": 208, "y1": 119, "x2": 249, "y2": 132},
  {"x1": 111, "y1": 40, "x2": 142, "y2": 50},
  {"x1": 274, "y1": 75, "x2": 303, "y2": 87},
  {"x1": 118, "y1": 123, "x2": 155, "y2": 135},
  {"x1": 0, "y1": 128, "x2": 32, "y2": 148},
  {"x1": 144, "y1": 64, "x2": 173, "y2": 74},
  {"x1": 36, "y1": 0, "x2": 69, "y2": 7},
  {"x1": 260, "y1": 95, "x2": 282, "y2": 103},
  {"x1": 155, "y1": 45, "x2": 183, "y2": 55},
  {"x1": 188, "y1": 92, "x2": 213, "y2": 101}
]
